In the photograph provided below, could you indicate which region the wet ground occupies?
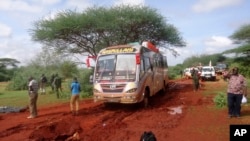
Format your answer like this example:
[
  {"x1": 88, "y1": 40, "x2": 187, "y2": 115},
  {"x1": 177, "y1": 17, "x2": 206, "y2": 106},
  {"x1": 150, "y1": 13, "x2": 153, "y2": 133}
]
[{"x1": 0, "y1": 78, "x2": 250, "y2": 141}]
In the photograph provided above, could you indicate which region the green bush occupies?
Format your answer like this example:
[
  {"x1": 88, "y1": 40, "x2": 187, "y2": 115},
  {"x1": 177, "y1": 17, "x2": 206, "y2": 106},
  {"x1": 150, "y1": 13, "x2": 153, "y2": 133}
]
[
  {"x1": 213, "y1": 92, "x2": 227, "y2": 108},
  {"x1": 75, "y1": 68, "x2": 93, "y2": 97}
]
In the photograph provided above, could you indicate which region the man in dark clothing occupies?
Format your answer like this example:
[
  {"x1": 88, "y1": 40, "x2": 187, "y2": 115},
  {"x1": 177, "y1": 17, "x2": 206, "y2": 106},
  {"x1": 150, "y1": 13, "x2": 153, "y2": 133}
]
[
  {"x1": 53, "y1": 74, "x2": 62, "y2": 98},
  {"x1": 50, "y1": 74, "x2": 55, "y2": 92},
  {"x1": 191, "y1": 68, "x2": 199, "y2": 92}
]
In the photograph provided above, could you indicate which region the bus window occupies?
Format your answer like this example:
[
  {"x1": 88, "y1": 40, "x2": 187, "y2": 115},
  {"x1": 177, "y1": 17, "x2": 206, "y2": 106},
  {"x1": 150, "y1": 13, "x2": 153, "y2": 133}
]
[
  {"x1": 144, "y1": 57, "x2": 151, "y2": 71},
  {"x1": 140, "y1": 59, "x2": 145, "y2": 78},
  {"x1": 115, "y1": 54, "x2": 136, "y2": 82},
  {"x1": 95, "y1": 55, "x2": 115, "y2": 81},
  {"x1": 95, "y1": 54, "x2": 136, "y2": 82},
  {"x1": 116, "y1": 54, "x2": 135, "y2": 72}
]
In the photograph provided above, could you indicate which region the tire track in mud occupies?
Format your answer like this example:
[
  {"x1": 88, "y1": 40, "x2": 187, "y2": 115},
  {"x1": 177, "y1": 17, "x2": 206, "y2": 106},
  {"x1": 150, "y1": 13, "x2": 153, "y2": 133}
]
[
  {"x1": 0, "y1": 102, "x2": 103, "y2": 139},
  {"x1": 0, "y1": 124, "x2": 27, "y2": 138},
  {"x1": 1, "y1": 79, "x2": 194, "y2": 140},
  {"x1": 81, "y1": 80, "x2": 189, "y2": 141}
]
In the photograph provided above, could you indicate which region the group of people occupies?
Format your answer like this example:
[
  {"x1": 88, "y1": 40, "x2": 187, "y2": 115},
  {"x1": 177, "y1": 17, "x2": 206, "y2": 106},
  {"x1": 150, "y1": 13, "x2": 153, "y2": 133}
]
[
  {"x1": 38, "y1": 73, "x2": 62, "y2": 97},
  {"x1": 27, "y1": 75, "x2": 81, "y2": 119},
  {"x1": 189, "y1": 66, "x2": 247, "y2": 118},
  {"x1": 27, "y1": 67, "x2": 248, "y2": 119},
  {"x1": 188, "y1": 67, "x2": 247, "y2": 118}
]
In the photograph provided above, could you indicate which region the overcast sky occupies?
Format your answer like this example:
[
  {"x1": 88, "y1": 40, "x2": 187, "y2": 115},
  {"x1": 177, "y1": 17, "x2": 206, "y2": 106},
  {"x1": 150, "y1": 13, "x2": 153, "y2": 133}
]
[{"x1": 0, "y1": 0, "x2": 250, "y2": 66}]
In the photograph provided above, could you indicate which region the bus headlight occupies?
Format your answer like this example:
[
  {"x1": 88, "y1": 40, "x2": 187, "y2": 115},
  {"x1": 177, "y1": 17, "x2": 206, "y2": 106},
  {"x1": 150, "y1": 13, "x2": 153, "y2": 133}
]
[{"x1": 126, "y1": 88, "x2": 137, "y2": 93}]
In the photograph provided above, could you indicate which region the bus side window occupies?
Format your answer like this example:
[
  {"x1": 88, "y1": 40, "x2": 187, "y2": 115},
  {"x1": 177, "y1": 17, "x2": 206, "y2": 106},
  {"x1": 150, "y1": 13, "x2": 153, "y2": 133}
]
[
  {"x1": 140, "y1": 59, "x2": 145, "y2": 78},
  {"x1": 144, "y1": 57, "x2": 151, "y2": 71}
]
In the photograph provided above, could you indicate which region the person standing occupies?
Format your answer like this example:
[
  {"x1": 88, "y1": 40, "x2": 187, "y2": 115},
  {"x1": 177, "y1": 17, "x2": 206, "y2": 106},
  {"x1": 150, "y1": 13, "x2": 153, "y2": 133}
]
[
  {"x1": 70, "y1": 77, "x2": 81, "y2": 116},
  {"x1": 40, "y1": 74, "x2": 47, "y2": 95},
  {"x1": 27, "y1": 76, "x2": 39, "y2": 119},
  {"x1": 224, "y1": 67, "x2": 247, "y2": 118},
  {"x1": 191, "y1": 68, "x2": 200, "y2": 92},
  {"x1": 180, "y1": 70, "x2": 183, "y2": 78},
  {"x1": 53, "y1": 74, "x2": 62, "y2": 98},
  {"x1": 50, "y1": 74, "x2": 55, "y2": 92}
]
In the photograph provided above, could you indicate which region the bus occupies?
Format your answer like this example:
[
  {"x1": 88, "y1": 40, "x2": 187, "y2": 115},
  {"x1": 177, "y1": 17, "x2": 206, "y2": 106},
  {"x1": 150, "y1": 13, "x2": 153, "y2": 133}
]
[{"x1": 92, "y1": 41, "x2": 169, "y2": 107}]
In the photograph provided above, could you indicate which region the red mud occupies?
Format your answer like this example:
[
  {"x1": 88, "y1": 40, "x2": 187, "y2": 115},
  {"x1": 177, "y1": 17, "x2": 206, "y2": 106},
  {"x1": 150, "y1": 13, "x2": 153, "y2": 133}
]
[{"x1": 0, "y1": 78, "x2": 249, "y2": 141}]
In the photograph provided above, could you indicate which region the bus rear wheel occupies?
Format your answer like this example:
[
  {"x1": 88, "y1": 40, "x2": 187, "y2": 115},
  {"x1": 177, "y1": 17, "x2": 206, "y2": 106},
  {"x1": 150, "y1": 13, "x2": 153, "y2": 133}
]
[{"x1": 161, "y1": 81, "x2": 166, "y2": 94}]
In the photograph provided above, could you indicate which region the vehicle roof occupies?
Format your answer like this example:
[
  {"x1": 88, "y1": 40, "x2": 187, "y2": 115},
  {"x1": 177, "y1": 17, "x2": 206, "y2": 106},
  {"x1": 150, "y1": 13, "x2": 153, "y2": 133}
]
[
  {"x1": 202, "y1": 66, "x2": 214, "y2": 68},
  {"x1": 98, "y1": 41, "x2": 159, "y2": 55}
]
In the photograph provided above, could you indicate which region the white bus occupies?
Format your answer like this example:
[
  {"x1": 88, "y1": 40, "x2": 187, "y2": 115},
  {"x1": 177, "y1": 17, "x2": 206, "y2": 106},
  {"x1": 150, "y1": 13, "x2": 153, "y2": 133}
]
[{"x1": 92, "y1": 41, "x2": 168, "y2": 107}]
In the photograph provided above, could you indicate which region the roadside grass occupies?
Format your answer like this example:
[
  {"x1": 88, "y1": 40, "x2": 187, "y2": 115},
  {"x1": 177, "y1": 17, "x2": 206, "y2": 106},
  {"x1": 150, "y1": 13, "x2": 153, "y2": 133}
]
[
  {"x1": 202, "y1": 77, "x2": 227, "y2": 95},
  {"x1": 0, "y1": 80, "x2": 92, "y2": 108},
  {"x1": 202, "y1": 76, "x2": 250, "y2": 108},
  {"x1": 1, "y1": 76, "x2": 249, "y2": 108}
]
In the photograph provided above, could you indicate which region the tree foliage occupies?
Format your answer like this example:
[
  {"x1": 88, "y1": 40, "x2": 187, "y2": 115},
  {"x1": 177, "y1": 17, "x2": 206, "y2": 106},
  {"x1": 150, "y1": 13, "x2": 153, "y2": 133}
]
[
  {"x1": 225, "y1": 24, "x2": 250, "y2": 77},
  {"x1": 6, "y1": 49, "x2": 79, "y2": 90},
  {"x1": 223, "y1": 44, "x2": 250, "y2": 57},
  {"x1": 230, "y1": 24, "x2": 250, "y2": 44},
  {"x1": 228, "y1": 24, "x2": 250, "y2": 57},
  {"x1": 0, "y1": 58, "x2": 20, "y2": 81},
  {"x1": 0, "y1": 58, "x2": 20, "y2": 68},
  {"x1": 30, "y1": 5, "x2": 185, "y2": 58},
  {"x1": 182, "y1": 53, "x2": 227, "y2": 68}
]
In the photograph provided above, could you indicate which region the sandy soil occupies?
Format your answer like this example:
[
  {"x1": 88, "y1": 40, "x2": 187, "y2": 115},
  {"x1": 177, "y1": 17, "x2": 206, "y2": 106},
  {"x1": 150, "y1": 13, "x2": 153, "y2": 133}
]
[{"x1": 0, "y1": 78, "x2": 249, "y2": 141}]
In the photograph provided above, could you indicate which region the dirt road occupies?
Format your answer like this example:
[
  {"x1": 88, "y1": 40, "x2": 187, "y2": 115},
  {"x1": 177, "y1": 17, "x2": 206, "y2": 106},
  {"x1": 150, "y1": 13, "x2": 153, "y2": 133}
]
[{"x1": 0, "y1": 78, "x2": 249, "y2": 141}]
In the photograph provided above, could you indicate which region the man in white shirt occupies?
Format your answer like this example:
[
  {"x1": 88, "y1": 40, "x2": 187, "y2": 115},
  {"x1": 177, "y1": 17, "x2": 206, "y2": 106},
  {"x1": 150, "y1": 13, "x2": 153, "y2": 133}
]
[{"x1": 27, "y1": 76, "x2": 39, "y2": 119}]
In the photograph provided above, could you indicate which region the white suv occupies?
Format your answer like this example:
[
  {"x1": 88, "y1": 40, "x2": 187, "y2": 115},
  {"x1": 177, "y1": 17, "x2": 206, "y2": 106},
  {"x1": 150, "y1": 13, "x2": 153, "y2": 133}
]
[{"x1": 200, "y1": 66, "x2": 216, "y2": 81}]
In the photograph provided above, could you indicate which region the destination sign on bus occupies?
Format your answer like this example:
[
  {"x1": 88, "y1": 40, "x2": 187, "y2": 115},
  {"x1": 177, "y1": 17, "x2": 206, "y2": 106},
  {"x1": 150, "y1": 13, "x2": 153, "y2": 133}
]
[{"x1": 100, "y1": 47, "x2": 136, "y2": 55}]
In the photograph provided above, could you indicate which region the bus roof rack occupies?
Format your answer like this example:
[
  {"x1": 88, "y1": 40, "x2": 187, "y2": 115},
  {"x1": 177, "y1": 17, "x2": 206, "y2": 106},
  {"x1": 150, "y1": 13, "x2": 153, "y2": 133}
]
[{"x1": 142, "y1": 41, "x2": 159, "y2": 53}]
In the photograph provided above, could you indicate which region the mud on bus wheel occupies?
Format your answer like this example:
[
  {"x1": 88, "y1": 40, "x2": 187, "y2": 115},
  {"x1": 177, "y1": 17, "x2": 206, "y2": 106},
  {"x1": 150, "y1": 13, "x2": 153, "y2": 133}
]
[
  {"x1": 161, "y1": 81, "x2": 167, "y2": 94},
  {"x1": 142, "y1": 88, "x2": 150, "y2": 108}
]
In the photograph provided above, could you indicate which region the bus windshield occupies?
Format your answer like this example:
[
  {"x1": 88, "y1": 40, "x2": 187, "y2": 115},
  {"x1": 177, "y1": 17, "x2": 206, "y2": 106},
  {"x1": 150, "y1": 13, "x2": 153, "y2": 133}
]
[{"x1": 95, "y1": 54, "x2": 136, "y2": 82}]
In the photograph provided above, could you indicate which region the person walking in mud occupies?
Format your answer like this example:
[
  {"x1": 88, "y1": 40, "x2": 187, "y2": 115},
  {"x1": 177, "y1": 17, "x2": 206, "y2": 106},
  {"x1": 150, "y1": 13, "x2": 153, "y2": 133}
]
[
  {"x1": 223, "y1": 67, "x2": 247, "y2": 118},
  {"x1": 70, "y1": 77, "x2": 81, "y2": 116},
  {"x1": 191, "y1": 67, "x2": 199, "y2": 92},
  {"x1": 27, "y1": 76, "x2": 39, "y2": 119},
  {"x1": 53, "y1": 74, "x2": 62, "y2": 98}
]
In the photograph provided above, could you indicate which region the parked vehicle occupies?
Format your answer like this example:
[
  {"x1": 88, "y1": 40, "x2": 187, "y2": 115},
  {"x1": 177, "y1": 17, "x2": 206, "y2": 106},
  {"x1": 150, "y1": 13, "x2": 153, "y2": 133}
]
[
  {"x1": 184, "y1": 67, "x2": 201, "y2": 79},
  {"x1": 92, "y1": 41, "x2": 169, "y2": 107},
  {"x1": 183, "y1": 68, "x2": 192, "y2": 79},
  {"x1": 215, "y1": 63, "x2": 228, "y2": 75},
  {"x1": 200, "y1": 66, "x2": 216, "y2": 81}
]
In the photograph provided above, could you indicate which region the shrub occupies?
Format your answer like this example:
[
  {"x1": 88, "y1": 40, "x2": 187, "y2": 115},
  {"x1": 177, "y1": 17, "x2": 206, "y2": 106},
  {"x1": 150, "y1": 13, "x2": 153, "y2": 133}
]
[
  {"x1": 213, "y1": 92, "x2": 227, "y2": 108},
  {"x1": 77, "y1": 68, "x2": 93, "y2": 97}
]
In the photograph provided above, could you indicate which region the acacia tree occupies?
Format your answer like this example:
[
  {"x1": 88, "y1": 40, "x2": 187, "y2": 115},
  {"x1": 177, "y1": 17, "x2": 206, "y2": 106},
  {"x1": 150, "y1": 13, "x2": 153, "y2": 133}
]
[
  {"x1": 30, "y1": 5, "x2": 185, "y2": 58},
  {"x1": 230, "y1": 24, "x2": 250, "y2": 44},
  {"x1": 227, "y1": 24, "x2": 250, "y2": 56},
  {"x1": 182, "y1": 53, "x2": 227, "y2": 68},
  {"x1": 220, "y1": 24, "x2": 250, "y2": 77},
  {"x1": 0, "y1": 58, "x2": 20, "y2": 81}
]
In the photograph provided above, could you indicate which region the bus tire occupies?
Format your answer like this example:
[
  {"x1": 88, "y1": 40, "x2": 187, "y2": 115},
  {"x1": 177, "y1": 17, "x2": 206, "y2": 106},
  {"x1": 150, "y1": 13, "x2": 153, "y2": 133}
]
[
  {"x1": 142, "y1": 89, "x2": 149, "y2": 108},
  {"x1": 161, "y1": 81, "x2": 166, "y2": 94}
]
